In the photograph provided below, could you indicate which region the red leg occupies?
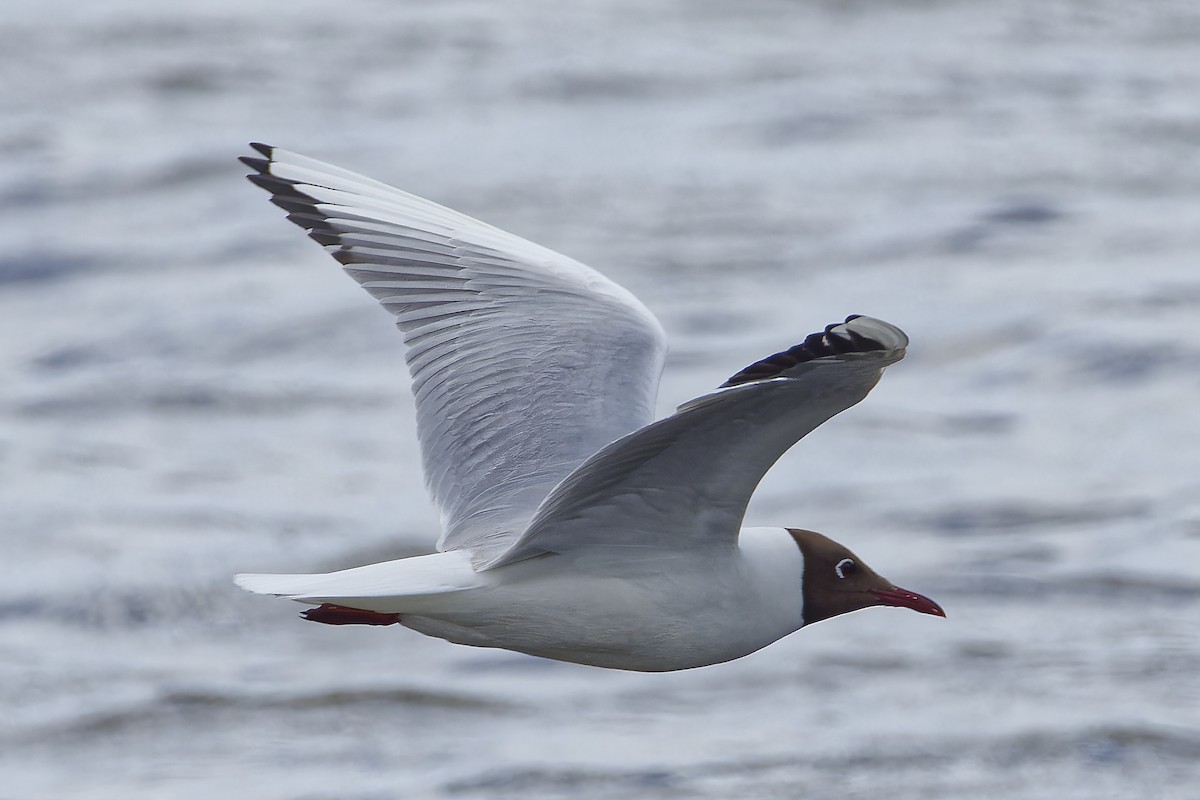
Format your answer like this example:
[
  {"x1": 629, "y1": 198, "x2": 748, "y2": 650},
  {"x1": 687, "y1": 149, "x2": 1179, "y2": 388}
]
[{"x1": 301, "y1": 603, "x2": 402, "y2": 626}]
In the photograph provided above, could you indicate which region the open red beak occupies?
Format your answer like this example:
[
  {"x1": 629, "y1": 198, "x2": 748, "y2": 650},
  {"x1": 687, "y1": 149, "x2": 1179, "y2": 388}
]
[{"x1": 871, "y1": 586, "x2": 946, "y2": 618}]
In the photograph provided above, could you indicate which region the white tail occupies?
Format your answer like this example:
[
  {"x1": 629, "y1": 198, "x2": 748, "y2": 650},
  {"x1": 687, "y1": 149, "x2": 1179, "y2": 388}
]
[{"x1": 234, "y1": 550, "x2": 482, "y2": 609}]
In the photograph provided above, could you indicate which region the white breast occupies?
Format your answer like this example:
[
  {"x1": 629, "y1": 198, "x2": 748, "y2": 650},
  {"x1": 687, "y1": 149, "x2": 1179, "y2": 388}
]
[{"x1": 414, "y1": 527, "x2": 806, "y2": 671}]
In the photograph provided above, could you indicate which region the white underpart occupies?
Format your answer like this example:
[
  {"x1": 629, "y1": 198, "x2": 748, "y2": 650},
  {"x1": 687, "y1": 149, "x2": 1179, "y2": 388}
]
[{"x1": 238, "y1": 529, "x2": 805, "y2": 672}]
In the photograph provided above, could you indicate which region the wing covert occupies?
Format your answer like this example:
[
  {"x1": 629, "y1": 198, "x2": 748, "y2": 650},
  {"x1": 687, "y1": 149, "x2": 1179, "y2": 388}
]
[{"x1": 485, "y1": 316, "x2": 906, "y2": 569}]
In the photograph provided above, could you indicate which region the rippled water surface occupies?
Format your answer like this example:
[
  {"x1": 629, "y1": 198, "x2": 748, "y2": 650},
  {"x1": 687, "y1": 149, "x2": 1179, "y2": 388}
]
[{"x1": 3, "y1": 1, "x2": 1199, "y2": 798}]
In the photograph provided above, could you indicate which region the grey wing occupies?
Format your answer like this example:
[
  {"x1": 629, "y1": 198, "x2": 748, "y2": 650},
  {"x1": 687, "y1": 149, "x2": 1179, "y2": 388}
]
[
  {"x1": 241, "y1": 145, "x2": 668, "y2": 563},
  {"x1": 484, "y1": 315, "x2": 906, "y2": 569}
]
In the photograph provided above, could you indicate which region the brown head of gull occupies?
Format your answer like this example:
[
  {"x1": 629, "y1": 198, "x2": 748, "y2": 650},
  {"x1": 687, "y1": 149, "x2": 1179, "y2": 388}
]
[{"x1": 789, "y1": 529, "x2": 944, "y2": 626}]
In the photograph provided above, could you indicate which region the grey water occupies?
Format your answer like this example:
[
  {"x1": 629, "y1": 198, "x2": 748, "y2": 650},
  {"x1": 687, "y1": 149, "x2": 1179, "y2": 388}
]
[{"x1": 3, "y1": 1, "x2": 1199, "y2": 798}]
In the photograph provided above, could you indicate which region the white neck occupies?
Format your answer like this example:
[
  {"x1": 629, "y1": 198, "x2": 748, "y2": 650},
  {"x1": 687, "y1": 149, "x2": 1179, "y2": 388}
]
[{"x1": 736, "y1": 527, "x2": 806, "y2": 638}]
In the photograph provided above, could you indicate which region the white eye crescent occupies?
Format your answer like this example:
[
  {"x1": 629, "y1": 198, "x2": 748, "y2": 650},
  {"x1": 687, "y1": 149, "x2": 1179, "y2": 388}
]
[{"x1": 835, "y1": 558, "x2": 859, "y2": 579}]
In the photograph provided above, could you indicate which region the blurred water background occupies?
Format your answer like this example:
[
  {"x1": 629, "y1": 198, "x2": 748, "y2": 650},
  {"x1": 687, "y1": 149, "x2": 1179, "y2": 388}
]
[{"x1": 3, "y1": 1, "x2": 1199, "y2": 798}]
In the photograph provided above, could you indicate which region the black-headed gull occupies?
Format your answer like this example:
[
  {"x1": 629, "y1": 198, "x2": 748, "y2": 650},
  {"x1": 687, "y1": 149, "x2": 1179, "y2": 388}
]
[{"x1": 235, "y1": 144, "x2": 944, "y2": 672}]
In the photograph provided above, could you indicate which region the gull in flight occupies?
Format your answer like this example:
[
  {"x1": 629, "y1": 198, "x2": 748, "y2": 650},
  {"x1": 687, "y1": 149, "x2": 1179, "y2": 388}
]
[{"x1": 235, "y1": 144, "x2": 944, "y2": 672}]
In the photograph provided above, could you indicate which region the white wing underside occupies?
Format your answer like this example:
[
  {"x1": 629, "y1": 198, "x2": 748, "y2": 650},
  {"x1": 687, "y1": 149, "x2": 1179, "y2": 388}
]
[{"x1": 243, "y1": 146, "x2": 668, "y2": 564}]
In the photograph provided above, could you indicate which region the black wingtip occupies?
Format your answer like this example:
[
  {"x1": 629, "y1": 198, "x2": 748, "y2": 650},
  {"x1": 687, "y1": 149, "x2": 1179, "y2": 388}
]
[
  {"x1": 269, "y1": 195, "x2": 318, "y2": 215},
  {"x1": 286, "y1": 212, "x2": 336, "y2": 232},
  {"x1": 239, "y1": 155, "x2": 270, "y2": 174},
  {"x1": 249, "y1": 142, "x2": 274, "y2": 158},
  {"x1": 247, "y1": 172, "x2": 298, "y2": 195},
  {"x1": 307, "y1": 230, "x2": 340, "y2": 247},
  {"x1": 720, "y1": 315, "x2": 892, "y2": 388}
]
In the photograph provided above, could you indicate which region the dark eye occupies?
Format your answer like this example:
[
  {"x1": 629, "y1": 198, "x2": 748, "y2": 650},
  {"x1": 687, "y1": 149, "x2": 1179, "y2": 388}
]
[{"x1": 835, "y1": 558, "x2": 858, "y2": 579}]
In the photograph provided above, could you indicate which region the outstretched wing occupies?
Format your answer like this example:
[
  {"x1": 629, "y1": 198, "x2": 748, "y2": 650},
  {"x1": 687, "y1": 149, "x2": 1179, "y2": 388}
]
[
  {"x1": 241, "y1": 145, "x2": 668, "y2": 563},
  {"x1": 484, "y1": 315, "x2": 906, "y2": 569}
]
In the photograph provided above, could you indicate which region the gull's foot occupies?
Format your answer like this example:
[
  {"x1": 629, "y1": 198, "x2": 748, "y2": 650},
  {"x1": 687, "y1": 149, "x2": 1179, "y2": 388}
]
[{"x1": 301, "y1": 603, "x2": 402, "y2": 626}]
